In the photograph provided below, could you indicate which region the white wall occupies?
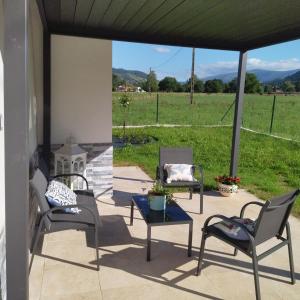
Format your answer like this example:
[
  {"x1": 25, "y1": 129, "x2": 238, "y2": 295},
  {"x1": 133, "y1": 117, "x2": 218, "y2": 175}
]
[
  {"x1": 0, "y1": 0, "x2": 6, "y2": 297},
  {"x1": 51, "y1": 35, "x2": 112, "y2": 144}
]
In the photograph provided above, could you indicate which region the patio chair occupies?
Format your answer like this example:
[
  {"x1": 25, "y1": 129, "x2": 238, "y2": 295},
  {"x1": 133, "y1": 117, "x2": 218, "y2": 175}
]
[
  {"x1": 196, "y1": 189, "x2": 300, "y2": 300},
  {"x1": 156, "y1": 147, "x2": 204, "y2": 213},
  {"x1": 29, "y1": 168, "x2": 101, "y2": 272}
]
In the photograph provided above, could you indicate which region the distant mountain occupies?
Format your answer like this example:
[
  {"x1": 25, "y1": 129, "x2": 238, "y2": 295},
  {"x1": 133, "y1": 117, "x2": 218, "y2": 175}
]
[
  {"x1": 284, "y1": 70, "x2": 300, "y2": 82},
  {"x1": 202, "y1": 69, "x2": 300, "y2": 83},
  {"x1": 113, "y1": 68, "x2": 147, "y2": 85}
]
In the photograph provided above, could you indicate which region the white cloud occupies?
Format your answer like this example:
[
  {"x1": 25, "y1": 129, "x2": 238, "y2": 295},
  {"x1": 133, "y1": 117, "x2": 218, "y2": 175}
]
[
  {"x1": 198, "y1": 58, "x2": 300, "y2": 78},
  {"x1": 247, "y1": 57, "x2": 300, "y2": 70},
  {"x1": 153, "y1": 46, "x2": 171, "y2": 53}
]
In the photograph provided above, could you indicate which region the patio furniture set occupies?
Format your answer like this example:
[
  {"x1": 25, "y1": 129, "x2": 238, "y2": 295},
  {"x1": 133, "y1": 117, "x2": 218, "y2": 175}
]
[{"x1": 29, "y1": 147, "x2": 299, "y2": 300}]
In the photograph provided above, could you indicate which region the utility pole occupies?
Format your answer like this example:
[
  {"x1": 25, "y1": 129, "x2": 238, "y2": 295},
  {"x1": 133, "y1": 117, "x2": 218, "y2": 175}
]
[{"x1": 190, "y1": 48, "x2": 195, "y2": 104}]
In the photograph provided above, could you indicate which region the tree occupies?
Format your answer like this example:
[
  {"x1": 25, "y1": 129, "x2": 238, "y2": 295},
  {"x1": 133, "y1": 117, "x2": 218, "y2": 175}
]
[
  {"x1": 175, "y1": 82, "x2": 184, "y2": 92},
  {"x1": 224, "y1": 73, "x2": 261, "y2": 94},
  {"x1": 264, "y1": 84, "x2": 273, "y2": 94},
  {"x1": 144, "y1": 70, "x2": 158, "y2": 92},
  {"x1": 158, "y1": 76, "x2": 179, "y2": 92},
  {"x1": 112, "y1": 73, "x2": 124, "y2": 91},
  {"x1": 295, "y1": 81, "x2": 300, "y2": 92},
  {"x1": 245, "y1": 73, "x2": 261, "y2": 93},
  {"x1": 282, "y1": 81, "x2": 295, "y2": 93},
  {"x1": 224, "y1": 79, "x2": 237, "y2": 93},
  {"x1": 204, "y1": 79, "x2": 224, "y2": 93},
  {"x1": 185, "y1": 76, "x2": 204, "y2": 92}
]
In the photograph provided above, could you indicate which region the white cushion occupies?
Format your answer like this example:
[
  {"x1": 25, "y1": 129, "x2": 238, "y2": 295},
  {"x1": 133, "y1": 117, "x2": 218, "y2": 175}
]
[
  {"x1": 45, "y1": 180, "x2": 80, "y2": 214},
  {"x1": 164, "y1": 164, "x2": 195, "y2": 183}
]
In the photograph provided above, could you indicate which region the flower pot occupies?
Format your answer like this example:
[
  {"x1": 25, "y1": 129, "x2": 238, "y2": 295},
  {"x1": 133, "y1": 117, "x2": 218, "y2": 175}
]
[
  {"x1": 148, "y1": 195, "x2": 166, "y2": 211},
  {"x1": 218, "y1": 183, "x2": 238, "y2": 197}
]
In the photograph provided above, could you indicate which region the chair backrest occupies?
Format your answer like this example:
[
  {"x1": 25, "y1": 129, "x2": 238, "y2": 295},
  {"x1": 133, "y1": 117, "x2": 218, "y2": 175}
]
[
  {"x1": 159, "y1": 147, "x2": 193, "y2": 166},
  {"x1": 254, "y1": 189, "x2": 300, "y2": 245},
  {"x1": 30, "y1": 168, "x2": 50, "y2": 215}
]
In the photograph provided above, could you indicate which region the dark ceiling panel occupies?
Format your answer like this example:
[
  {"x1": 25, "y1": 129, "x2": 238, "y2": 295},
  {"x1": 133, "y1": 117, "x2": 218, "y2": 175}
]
[
  {"x1": 130, "y1": 0, "x2": 185, "y2": 33},
  {"x1": 60, "y1": 0, "x2": 76, "y2": 25},
  {"x1": 100, "y1": 0, "x2": 131, "y2": 27},
  {"x1": 85, "y1": 0, "x2": 111, "y2": 27},
  {"x1": 43, "y1": 0, "x2": 61, "y2": 25},
  {"x1": 111, "y1": 0, "x2": 148, "y2": 30},
  {"x1": 73, "y1": 0, "x2": 95, "y2": 26},
  {"x1": 166, "y1": 0, "x2": 225, "y2": 37},
  {"x1": 142, "y1": 0, "x2": 220, "y2": 36},
  {"x1": 122, "y1": 0, "x2": 166, "y2": 32},
  {"x1": 40, "y1": 0, "x2": 300, "y2": 51}
]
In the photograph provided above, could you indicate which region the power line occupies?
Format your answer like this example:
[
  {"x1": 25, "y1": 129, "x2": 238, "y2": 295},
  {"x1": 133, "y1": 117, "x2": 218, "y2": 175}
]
[{"x1": 152, "y1": 48, "x2": 183, "y2": 70}]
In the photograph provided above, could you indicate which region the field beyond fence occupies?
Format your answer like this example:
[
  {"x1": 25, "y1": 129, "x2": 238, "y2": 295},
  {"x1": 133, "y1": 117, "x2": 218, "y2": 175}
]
[{"x1": 113, "y1": 92, "x2": 300, "y2": 141}]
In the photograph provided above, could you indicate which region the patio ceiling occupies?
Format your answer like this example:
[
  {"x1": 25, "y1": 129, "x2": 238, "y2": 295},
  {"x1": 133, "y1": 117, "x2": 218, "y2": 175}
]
[{"x1": 39, "y1": 0, "x2": 300, "y2": 51}]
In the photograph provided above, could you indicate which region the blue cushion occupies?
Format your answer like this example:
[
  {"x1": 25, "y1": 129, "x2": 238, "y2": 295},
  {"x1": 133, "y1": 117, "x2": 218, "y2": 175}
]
[{"x1": 45, "y1": 180, "x2": 80, "y2": 214}]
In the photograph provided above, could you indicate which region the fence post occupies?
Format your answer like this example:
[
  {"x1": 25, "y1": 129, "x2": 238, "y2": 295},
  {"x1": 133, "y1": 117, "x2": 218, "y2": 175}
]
[
  {"x1": 156, "y1": 93, "x2": 159, "y2": 124},
  {"x1": 269, "y1": 95, "x2": 277, "y2": 134}
]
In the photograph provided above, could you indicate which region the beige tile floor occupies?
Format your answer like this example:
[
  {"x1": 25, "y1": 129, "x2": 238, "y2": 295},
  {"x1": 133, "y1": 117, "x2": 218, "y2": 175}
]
[{"x1": 30, "y1": 166, "x2": 300, "y2": 300}]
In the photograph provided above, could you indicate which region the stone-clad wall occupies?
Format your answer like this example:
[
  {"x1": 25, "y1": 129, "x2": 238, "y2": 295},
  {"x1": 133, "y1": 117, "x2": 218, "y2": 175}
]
[
  {"x1": 82, "y1": 144, "x2": 113, "y2": 198},
  {"x1": 51, "y1": 143, "x2": 113, "y2": 198}
]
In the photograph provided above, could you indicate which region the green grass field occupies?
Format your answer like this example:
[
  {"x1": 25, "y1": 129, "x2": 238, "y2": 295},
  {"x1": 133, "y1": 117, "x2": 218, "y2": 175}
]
[
  {"x1": 113, "y1": 92, "x2": 300, "y2": 141},
  {"x1": 113, "y1": 127, "x2": 300, "y2": 216}
]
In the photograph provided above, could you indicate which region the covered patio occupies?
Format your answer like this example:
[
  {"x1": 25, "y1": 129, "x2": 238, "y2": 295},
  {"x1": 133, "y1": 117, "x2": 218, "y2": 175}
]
[
  {"x1": 2, "y1": 1, "x2": 300, "y2": 300},
  {"x1": 29, "y1": 166, "x2": 300, "y2": 299}
]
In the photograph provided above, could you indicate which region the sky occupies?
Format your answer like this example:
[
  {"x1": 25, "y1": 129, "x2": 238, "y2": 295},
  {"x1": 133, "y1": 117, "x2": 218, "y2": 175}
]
[{"x1": 112, "y1": 39, "x2": 300, "y2": 81}]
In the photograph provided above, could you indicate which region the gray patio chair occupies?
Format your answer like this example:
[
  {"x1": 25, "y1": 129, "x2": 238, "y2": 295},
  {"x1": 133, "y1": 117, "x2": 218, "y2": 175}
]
[
  {"x1": 196, "y1": 189, "x2": 300, "y2": 300},
  {"x1": 29, "y1": 168, "x2": 100, "y2": 272},
  {"x1": 156, "y1": 147, "x2": 204, "y2": 214}
]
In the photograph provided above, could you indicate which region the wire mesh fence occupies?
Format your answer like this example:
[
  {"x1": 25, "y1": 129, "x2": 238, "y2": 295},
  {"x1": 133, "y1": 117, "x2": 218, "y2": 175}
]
[{"x1": 112, "y1": 92, "x2": 300, "y2": 141}]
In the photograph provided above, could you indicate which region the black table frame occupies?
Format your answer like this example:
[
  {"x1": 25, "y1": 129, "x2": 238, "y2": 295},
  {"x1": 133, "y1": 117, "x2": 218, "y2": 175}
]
[{"x1": 130, "y1": 196, "x2": 193, "y2": 261}]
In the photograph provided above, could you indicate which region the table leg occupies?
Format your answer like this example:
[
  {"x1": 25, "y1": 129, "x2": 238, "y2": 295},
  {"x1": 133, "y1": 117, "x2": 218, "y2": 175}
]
[
  {"x1": 130, "y1": 201, "x2": 134, "y2": 226},
  {"x1": 147, "y1": 225, "x2": 151, "y2": 261},
  {"x1": 188, "y1": 221, "x2": 193, "y2": 257}
]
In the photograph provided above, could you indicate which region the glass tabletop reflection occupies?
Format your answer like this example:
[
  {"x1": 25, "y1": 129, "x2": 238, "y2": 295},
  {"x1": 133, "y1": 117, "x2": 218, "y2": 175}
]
[{"x1": 132, "y1": 195, "x2": 192, "y2": 225}]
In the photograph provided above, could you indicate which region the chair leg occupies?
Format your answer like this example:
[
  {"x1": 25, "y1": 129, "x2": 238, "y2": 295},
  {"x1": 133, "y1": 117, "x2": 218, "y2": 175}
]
[
  {"x1": 252, "y1": 248, "x2": 261, "y2": 300},
  {"x1": 234, "y1": 248, "x2": 238, "y2": 256},
  {"x1": 29, "y1": 219, "x2": 44, "y2": 273},
  {"x1": 189, "y1": 188, "x2": 192, "y2": 200},
  {"x1": 286, "y1": 223, "x2": 295, "y2": 284},
  {"x1": 196, "y1": 232, "x2": 206, "y2": 276},
  {"x1": 95, "y1": 225, "x2": 99, "y2": 271},
  {"x1": 200, "y1": 185, "x2": 204, "y2": 214}
]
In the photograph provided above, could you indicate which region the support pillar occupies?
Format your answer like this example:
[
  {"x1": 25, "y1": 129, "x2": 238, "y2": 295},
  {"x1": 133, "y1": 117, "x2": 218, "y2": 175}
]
[
  {"x1": 4, "y1": 0, "x2": 29, "y2": 299},
  {"x1": 230, "y1": 51, "x2": 247, "y2": 177}
]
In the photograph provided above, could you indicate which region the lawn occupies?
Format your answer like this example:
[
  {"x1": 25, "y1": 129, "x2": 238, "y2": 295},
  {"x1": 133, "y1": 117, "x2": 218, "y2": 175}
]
[
  {"x1": 113, "y1": 126, "x2": 300, "y2": 216},
  {"x1": 113, "y1": 92, "x2": 300, "y2": 141}
]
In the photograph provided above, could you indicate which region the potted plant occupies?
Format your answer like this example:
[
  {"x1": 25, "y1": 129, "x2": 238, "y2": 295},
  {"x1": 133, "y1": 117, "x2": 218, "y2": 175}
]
[
  {"x1": 215, "y1": 175, "x2": 240, "y2": 197},
  {"x1": 148, "y1": 181, "x2": 172, "y2": 211}
]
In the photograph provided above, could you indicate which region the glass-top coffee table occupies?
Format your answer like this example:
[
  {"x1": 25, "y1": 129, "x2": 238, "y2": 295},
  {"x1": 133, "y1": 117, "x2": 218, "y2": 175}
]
[{"x1": 130, "y1": 195, "x2": 193, "y2": 261}]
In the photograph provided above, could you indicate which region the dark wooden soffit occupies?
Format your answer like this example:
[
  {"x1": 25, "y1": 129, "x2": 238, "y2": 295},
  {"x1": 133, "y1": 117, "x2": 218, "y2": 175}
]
[{"x1": 39, "y1": 0, "x2": 300, "y2": 51}]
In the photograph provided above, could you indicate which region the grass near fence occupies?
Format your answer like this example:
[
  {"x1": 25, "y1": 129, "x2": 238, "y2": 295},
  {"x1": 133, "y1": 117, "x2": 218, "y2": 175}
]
[
  {"x1": 113, "y1": 126, "x2": 300, "y2": 216},
  {"x1": 113, "y1": 92, "x2": 300, "y2": 141}
]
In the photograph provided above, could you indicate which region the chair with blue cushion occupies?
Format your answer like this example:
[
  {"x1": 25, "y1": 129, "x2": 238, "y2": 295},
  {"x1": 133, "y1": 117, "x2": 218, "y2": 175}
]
[
  {"x1": 196, "y1": 189, "x2": 300, "y2": 300},
  {"x1": 29, "y1": 168, "x2": 100, "y2": 272}
]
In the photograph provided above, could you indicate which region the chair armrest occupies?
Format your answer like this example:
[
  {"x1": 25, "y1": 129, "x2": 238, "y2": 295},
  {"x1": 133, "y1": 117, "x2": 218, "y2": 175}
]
[
  {"x1": 45, "y1": 204, "x2": 99, "y2": 225},
  {"x1": 203, "y1": 214, "x2": 254, "y2": 241},
  {"x1": 156, "y1": 166, "x2": 164, "y2": 184},
  {"x1": 156, "y1": 166, "x2": 160, "y2": 180},
  {"x1": 240, "y1": 201, "x2": 264, "y2": 218},
  {"x1": 52, "y1": 173, "x2": 89, "y2": 190},
  {"x1": 197, "y1": 164, "x2": 204, "y2": 185}
]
